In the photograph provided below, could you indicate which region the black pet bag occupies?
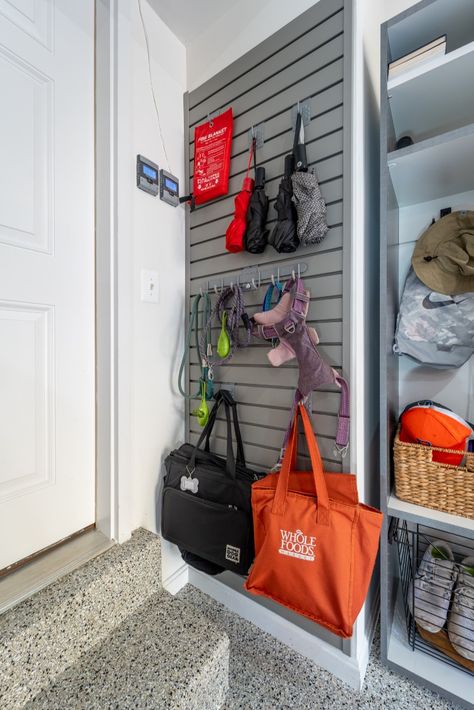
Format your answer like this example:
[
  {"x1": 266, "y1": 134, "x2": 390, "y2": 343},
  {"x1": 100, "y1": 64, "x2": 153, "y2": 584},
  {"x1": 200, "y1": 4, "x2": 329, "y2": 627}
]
[{"x1": 161, "y1": 390, "x2": 264, "y2": 575}]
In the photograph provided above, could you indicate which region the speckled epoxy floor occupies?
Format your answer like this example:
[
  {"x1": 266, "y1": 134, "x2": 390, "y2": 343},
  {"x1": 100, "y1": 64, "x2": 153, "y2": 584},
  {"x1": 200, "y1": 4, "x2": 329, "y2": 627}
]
[{"x1": 178, "y1": 585, "x2": 461, "y2": 710}]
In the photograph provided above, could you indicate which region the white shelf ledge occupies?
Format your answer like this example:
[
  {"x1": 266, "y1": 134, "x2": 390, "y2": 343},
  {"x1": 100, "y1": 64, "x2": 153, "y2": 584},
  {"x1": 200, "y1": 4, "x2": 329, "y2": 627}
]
[
  {"x1": 388, "y1": 494, "x2": 474, "y2": 537},
  {"x1": 387, "y1": 123, "x2": 474, "y2": 207},
  {"x1": 388, "y1": 41, "x2": 474, "y2": 142}
]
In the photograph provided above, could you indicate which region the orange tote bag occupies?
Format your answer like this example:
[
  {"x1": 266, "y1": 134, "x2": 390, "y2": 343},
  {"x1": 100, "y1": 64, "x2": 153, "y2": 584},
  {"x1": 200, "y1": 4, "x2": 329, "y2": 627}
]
[{"x1": 245, "y1": 404, "x2": 382, "y2": 638}]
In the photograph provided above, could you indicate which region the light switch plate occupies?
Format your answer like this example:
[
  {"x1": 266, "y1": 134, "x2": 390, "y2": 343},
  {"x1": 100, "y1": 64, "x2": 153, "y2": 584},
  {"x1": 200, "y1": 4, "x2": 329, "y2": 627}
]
[{"x1": 141, "y1": 269, "x2": 159, "y2": 303}]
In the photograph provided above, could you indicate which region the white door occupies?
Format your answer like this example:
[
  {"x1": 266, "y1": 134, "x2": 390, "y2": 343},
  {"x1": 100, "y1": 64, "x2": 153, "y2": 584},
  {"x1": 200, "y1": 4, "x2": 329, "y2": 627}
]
[{"x1": 0, "y1": 0, "x2": 95, "y2": 569}]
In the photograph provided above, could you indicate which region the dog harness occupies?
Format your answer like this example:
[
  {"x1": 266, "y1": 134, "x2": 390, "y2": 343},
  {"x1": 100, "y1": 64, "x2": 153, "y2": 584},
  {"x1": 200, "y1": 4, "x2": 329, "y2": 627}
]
[{"x1": 252, "y1": 276, "x2": 350, "y2": 454}]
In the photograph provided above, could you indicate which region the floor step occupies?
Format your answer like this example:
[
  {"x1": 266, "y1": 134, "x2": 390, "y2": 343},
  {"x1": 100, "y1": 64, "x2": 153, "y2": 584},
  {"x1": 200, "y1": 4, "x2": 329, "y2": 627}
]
[
  {"x1": 0, "y1": 530, "x2": 162, "y2": 707},
  {"x1": 25, "y1": 591, "x2": 229, "y2": 710}
]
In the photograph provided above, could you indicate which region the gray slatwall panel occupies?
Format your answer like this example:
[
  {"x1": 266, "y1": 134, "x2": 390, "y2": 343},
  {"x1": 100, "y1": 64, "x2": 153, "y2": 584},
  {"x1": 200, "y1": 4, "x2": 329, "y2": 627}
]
[
  {"x1": 184, "y1": 0, "x2": 350, "y2": 653},
  {"x1": 190, "y1": 100, "x2": 344, "y2": 177},
  {"x1": 188, "y1": 59, "x2": 344, "y2": 153},
  {"x1": 190, "y1": 419, "x2": 340, "y2": 460},
  {"x1": 190, "y1": 143, "x2": 343, "y2": 229},
  {"x1": 191, "y1": 214, "x2": 342, "y2": 263},
  {"x1": 189, "y1": 388, "x2": 343, "y2": 415},
  {"x1": 189, "y1": 320, "x2": 342, "y2": 347},
  {"x1": 188, "y1": 433, "x2": 343, "y2": 474},
  {"x1": 190, "y1": 238, "x2": 343, "y2": 286},
  {"x1": 189, "y1": 342, "x2": 342, "y2": 369},
  {"x1": 190, "y1": 108, "x2": 343, "y2": 181},
  {"x1": 207, "y1": 405, "x2": 338, "y2": 436}
]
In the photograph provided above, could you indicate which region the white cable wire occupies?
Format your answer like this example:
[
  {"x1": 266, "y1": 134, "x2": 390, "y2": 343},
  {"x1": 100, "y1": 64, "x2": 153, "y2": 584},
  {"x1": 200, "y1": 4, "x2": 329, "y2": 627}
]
[{"x1": 137, "y1": 0, "x2": 172, "y2": 173}]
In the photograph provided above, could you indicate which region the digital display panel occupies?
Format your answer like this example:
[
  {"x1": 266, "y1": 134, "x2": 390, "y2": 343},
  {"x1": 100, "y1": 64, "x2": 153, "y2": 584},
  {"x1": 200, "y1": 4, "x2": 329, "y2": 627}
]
[
  {"x1": 165, "y1": 177, "x2": 177, "y2": 191},
  {"x1": 143, "y1": 164, "x2": 157, "y2": 180}
]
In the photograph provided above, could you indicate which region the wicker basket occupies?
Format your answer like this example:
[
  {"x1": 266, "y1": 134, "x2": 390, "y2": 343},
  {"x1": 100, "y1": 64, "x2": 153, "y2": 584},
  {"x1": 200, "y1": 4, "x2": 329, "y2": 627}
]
[{"x1": 393, "y1": 427, "x2": 474, "y2": 519}]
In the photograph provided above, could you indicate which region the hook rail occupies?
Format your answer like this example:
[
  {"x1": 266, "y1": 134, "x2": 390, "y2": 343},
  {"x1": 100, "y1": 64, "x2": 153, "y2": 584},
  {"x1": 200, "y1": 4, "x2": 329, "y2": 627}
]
[{"x1": 202, "y1": 262, "x2": 308, "y2": 293}]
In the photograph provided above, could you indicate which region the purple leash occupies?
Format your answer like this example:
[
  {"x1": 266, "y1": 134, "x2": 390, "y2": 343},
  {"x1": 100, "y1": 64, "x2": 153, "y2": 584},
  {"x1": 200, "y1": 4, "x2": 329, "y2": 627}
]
[{"x1": 201, "y1": 285, "x2": 251, "y2": 368}]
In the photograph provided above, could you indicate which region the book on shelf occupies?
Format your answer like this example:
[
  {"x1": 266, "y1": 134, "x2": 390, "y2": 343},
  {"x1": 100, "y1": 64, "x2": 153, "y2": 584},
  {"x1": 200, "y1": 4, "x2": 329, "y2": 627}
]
[{"x1": 388, "y1": 35, "x2": 447, "y2": 80}]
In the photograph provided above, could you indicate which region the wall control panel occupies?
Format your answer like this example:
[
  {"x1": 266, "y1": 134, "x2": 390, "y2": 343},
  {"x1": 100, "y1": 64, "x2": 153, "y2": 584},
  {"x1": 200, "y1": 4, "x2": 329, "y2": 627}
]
[
  {"x1": 137, "y1": 155, "x2": 159, "y2": 196},
  {"x1": 160, "y1": 169, "x2": 179, "y2": 207}
]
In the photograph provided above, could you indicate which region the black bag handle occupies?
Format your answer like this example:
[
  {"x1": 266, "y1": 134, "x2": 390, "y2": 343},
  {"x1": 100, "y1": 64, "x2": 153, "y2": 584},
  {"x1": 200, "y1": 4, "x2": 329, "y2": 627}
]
[
  {"x1": 188, "y1": 394, "x2": 226, "y2": 465},
  {"x1": 188, "y1": 390, "x2": 245, "y2": 479},
  {"x1": 204, "y1": 391, "x2": 245, "y2": 460}
]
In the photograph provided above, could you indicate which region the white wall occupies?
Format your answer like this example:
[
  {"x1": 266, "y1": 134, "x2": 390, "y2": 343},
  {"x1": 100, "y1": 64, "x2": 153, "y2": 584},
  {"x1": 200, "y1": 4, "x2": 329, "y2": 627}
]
[
  {"x1": 186, "y1": 0, "x2": 318, "y2": 90},
  {"x1": 129, "y1": 0, "x2": 186, "y2": 534}
]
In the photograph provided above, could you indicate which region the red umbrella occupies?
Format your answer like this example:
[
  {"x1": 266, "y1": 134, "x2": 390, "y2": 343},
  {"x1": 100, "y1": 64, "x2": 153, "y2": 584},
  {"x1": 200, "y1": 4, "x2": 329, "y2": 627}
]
[{"x1": 225, "y1": 140, "x2": 255, "y2": 253}]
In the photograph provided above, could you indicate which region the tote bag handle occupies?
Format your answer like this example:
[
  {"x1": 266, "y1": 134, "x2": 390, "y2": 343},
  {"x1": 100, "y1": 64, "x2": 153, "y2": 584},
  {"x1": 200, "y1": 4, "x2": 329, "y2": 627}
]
[
  {"x1": 272, "y1": 404, "x2": 330, "y2": 526},
  {"x1": 189, "y1": 390, "x2": 244, "y2": 480}
]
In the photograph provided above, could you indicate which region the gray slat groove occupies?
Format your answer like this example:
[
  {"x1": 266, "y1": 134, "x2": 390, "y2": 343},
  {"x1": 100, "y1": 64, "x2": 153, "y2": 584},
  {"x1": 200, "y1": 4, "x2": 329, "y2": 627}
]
[
  {"x1": 189, "y1": 103, "x2": 344, "y2": 176},
  {"x1": 189, "y1": 33, "x2": 344, "y2": 128}
]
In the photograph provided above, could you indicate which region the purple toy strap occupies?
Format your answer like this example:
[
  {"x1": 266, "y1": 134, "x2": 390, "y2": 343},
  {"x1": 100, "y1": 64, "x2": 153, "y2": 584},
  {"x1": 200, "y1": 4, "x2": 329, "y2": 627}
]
[
  {"x1": 334, "y1": 376, "x2": 350, "y2": 451},
  {"x1": 276, "y1": 379, "x2": 350, "y2": 467}
]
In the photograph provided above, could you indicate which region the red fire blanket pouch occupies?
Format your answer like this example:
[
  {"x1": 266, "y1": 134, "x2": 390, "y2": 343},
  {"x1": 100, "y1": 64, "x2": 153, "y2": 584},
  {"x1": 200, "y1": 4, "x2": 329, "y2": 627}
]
[{"x1": 193, "y1": 108, "x2": 233, "y2": 205}]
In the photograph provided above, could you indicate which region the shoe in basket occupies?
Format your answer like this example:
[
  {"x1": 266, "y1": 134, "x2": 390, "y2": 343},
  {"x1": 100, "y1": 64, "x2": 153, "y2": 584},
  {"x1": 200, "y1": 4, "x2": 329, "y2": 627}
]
[
  {"x1": 409, "y1": 540, "x2": 456, "y2": 633},
  {"x1": 448, "y1": 556, "x2": 474, "y2": 660}
]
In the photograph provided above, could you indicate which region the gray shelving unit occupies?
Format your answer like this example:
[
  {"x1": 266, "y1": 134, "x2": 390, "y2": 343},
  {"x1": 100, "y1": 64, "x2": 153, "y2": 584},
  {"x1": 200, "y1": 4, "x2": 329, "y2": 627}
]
[{"x1": 380, "y1": 2, "x2": 474, "y2": 708}]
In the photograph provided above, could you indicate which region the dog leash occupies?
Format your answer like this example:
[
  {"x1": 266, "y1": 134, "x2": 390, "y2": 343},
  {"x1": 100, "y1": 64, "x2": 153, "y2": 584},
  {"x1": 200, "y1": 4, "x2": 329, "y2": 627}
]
[
  {"x1": 178, "y1": 292, "x2": 214, "y2": 425},
  {"x1": 201, "y1": 285, "x2": 251, "y2": 367}
]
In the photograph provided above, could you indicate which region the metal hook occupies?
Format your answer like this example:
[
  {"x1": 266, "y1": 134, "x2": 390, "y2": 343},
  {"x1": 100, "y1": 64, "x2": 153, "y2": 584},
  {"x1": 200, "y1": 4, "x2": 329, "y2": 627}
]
[
  {"x1": 230, "y1": 281, "x2": 234, "y2": 292},
  {"x1": 221, "y1": 277, "x2": 224, "y2": 293},
  {"x1": 199, "y1": 286, "x2": 203, "y2": 297},
  {"x1": 251, "y1": 277, "x2": 257, "y2": 289},
  {"x1": 297, "y1": 263, "x2": 301, "y2": 279},
  {"x1": 258, "y1": 269, "x2": 261, "y2": 288},
  {"x1": 292, "y1": 269, "x2": 296, "y2": 280},
  {"x1": 214, "y1": 284, "x2": 219, "y2": 296},
  {"x1": 271, "y1": 273, "x2": 275, "y2": 286},
  {"x1": 277, "y1": 266, "x2": 280, "y2": 283}
]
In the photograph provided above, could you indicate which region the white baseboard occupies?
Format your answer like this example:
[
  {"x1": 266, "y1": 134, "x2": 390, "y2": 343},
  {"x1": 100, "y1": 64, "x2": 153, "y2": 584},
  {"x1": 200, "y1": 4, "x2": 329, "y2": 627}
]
[
  {"x1": 358, "y1": 585, "x2": 380, "y2": 684},
  {"x1": 188, "y1": 568, "x2": 363, "y2": 690},
  {"x1": 162, "y1": 562, "x2": 189, "y2": 595}
]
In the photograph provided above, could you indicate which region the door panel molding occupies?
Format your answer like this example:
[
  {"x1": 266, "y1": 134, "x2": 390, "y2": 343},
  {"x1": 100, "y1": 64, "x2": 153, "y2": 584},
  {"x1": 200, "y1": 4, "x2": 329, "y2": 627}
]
[
  {"x1": 0, "y1": 44, "x2": 53, "y2": 253},
  {"x1": 0, "y1": 0, "x2": 53, "y2": 51},
  {"x1": 0, "y1": 300, "x2": 55, "y2": 502}
]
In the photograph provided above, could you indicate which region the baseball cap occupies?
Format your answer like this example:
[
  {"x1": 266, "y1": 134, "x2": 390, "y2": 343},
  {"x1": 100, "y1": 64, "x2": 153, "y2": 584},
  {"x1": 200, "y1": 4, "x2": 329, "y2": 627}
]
[{"x1": 400, "y1": 400, "x2": 472, "y2": 466}]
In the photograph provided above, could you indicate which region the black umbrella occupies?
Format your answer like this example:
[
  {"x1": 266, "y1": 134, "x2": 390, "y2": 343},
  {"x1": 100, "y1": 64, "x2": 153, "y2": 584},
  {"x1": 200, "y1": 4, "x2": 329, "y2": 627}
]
[
  {"x1": 291, "y1": 111, "x2": 328, "y2": 246},
  {"x1": 268, "y1": 154, "x2": 299, "y2": 253},
  {"x1": 245, "y1": 165, "x2": 269, "y2": 254}
]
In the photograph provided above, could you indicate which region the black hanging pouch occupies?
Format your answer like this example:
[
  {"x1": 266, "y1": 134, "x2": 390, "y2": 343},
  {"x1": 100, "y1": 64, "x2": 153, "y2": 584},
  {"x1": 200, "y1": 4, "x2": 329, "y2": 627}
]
[{"x1": 161, "y1": 390, "x2": 265, "y2": 575}]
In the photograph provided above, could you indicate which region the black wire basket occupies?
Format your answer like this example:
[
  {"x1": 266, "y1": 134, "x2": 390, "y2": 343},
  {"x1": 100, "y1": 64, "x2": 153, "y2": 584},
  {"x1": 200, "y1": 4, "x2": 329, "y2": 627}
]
[{"x1": 391, "y1": 518, "x2": 474, "y2": 675}]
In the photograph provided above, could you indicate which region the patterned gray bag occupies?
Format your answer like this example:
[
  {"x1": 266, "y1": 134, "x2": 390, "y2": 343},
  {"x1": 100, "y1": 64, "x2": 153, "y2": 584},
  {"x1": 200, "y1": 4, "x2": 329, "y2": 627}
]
[
  {"x1": 291, "y1": 171, "x2": 328, "y2": 246},
  {"x1": 290, "y1": 111, "x2": 328, "y2": 246},
  {"x1": 394, "y1": 267, "x2": 474, "y2": 368}
]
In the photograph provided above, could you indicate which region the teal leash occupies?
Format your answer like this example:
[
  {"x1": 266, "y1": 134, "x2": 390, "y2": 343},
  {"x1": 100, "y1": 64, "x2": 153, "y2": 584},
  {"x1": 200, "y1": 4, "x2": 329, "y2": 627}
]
[{"x1": 178, "y1": 291, "x2": 214, "y2": 404}]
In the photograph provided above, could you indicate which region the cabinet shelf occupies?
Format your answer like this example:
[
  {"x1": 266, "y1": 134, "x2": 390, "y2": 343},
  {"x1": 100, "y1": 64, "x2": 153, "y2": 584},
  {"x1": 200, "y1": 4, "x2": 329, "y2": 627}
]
[
  {"x1": 387, "y1": 123, "x2": 474, "y2": 207},
  {"x1": 388, "y1": 41, "x2": 474, "y2": 142},
  {"x1": 387, "y1": 494, "x2": 474, "y2": 537}
]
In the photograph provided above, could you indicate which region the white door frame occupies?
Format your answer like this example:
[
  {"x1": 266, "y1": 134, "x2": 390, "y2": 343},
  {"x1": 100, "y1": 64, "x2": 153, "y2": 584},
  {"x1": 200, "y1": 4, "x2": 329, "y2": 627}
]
[{"x1": 95, "y1": 0, "x2": 133, "y2": 544}]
